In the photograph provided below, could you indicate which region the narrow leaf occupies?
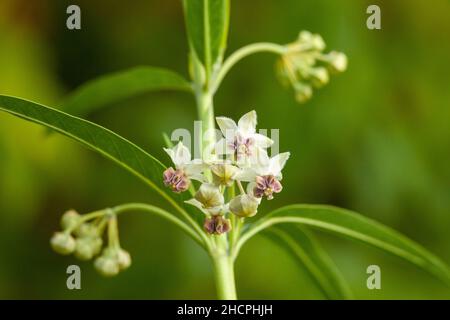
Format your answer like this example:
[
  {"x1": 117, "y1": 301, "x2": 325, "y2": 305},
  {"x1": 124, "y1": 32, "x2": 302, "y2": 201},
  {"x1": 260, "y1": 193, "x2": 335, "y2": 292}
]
[
  {"x1": 264, "y1": 225, "x2": 352, "y2": 300},
  {"x1": 183, "y1": 0, "x2": 230, "y2": 70},
  {"x1": 63, "y1": 66, "x2": 192, "y2": 117},
  {"x1": 246, "y1": 204, "x2": 450, "y2": 286},
  {"x1": 0, "y1": 95, "x2": 184, "y2": 209}
]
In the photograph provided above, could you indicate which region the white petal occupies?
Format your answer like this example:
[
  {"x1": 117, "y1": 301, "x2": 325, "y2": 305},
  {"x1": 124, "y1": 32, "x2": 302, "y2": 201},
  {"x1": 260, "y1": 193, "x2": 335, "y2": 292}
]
[
  {"x1": 216, "y1": 116, "x2": 237, "y2": 138},
  {"x1": 269, "y1": 152, "x2": 290, "y2": 177},
  {"x1": 214, "y1": 138, "x2": 234, "y2": 155},
  {"x1": 173, "y1": 142, "x2": 191, "y2": 167},
  {"x1": 184, "y1": 162, "x2": 206, "y2": 181},
  {"x1": 237, "y1": 110, "x2": 257, "y2": 135},
  {"x1": 185, "y1": 199, "x2": 208, "y2": 215},
  {"x1": 163, "y1": 147, "x2": 176, "y2": 165},
  {"x1": 234, "y1": 168, "x2": 257, "y2": 182},
  {"x1": 252, "y1": 133, "x2": 274, "y2": 148},
  {"x1": 249, "y1": 147, "x2": 270, "y2": 173}
]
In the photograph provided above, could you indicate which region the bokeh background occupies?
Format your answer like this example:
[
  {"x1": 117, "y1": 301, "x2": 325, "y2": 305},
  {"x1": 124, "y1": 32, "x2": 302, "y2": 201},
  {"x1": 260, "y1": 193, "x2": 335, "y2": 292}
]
[{"x1": 0, "y1": 0, "x2": 449, "y2": 299}]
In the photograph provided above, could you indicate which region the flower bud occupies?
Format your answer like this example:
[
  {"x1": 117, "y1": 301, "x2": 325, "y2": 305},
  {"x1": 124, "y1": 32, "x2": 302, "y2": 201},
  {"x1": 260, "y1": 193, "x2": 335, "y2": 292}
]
[
  {"x1": 74, "y1": 237, "x2": 103, "y2": 261},
  {"x1": 310, "y1": 67, "x2": 329, "y2": 88},
  {"x1": 211, "y1": 164, "x2": 239, "y2": 187},
  {"x1": 294, "y1": 83, "x2": 313, "y2": 103},
  {"x1": 50, "y1": 232, "x2": 76, "y2": 255},
  {"x1": 194, "y1": 184, "x2": 224, "y2": 209},
  {"x1": 254, "y1": 175, "x2": 283, "y2": 200},
  {"x1": 60, "y1": 210, "x2": 80, "y2": 230},
  {"x1": 117, "y1": 249, "x2": 132, "y2": 270},
  {"x1": 229, "y1": 195, "x2": 259, "y2": 218},
  {"x1": 326, "y1": 51, "x2": 348, "y2": 73},
  {"x1": 94, "y1": 256, "x2": 119, "y2": 277},
  {"x1": 74, "y1": 223, "x2": 98, "y2": 238}
]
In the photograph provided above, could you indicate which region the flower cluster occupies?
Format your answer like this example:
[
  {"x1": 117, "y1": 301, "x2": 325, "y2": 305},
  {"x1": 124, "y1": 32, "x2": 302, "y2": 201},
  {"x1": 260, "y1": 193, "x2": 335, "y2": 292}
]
[
  {"x1": 163, "y1": 111, "x2": 290, "y2": 235},
  {"x1": 50, "y1": 210, "x2": 131, "y2": 277},
  {"x1": 276, "y1": 31, "x2": 348, "y2": 103}
]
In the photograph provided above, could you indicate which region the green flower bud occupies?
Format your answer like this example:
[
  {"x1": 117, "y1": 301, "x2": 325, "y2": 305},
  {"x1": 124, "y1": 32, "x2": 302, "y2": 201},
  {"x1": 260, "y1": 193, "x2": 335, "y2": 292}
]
[
  {"x1": 326, "y1": 51, "x2": 348, "y2": 73},
  {"x1": 60, "y1": 210, "x2": 80, "y2": 230},
  {"x1": 74, "y1": 237, "x2": 103, "y2": 261},
  {"x1": 74, "y1": 223, "x2": 98, "y2": 238},
  {"x1": 294, "y1": 83, "x2": 313, "y2": 103},
  {"x1": 117, "y1": 249, "x2": 132, "y2": 271},
  {"x1": 50, "y1": 232, "x2": 76, "y2": 255},
  {"x1": 310, "y1": 67, "x2": 329, "y2": 88},
  {"x1": 229, "y1": 195, "x2": 259, "y2": 218},
  {"x1": 94, "y1": 256, "x2": 119, "y2": 277}
]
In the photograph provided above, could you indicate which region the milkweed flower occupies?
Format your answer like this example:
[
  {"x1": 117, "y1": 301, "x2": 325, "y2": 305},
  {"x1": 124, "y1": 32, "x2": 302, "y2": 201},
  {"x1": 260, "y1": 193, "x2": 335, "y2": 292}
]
[
  {"x1": 163, "y1": 141, "x2": 205, "y2": 192},
  {"x1": 215, "y1": 110, "x2": 273, "y2": 167}
]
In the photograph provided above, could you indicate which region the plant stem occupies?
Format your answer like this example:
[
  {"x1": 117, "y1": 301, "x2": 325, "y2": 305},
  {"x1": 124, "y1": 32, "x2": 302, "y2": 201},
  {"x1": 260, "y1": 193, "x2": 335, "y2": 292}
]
[
  {"x1": 212, "y1": 251, "x2": 237, "y2": 300},
  {"x1": 213, "y1": 42, "x2": 287, "y2": 92}
]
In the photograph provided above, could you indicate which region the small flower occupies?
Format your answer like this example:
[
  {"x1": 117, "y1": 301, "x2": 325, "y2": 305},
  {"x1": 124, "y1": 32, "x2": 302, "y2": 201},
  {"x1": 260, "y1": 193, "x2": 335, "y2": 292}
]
[
  {"x1": 241, "y1": 152, "x2": 290, "y2": 200},
  {"x1": 215, "y1": 111, "x2": 273, "y2": 166},
  {"x1": 203, "y1": 215, "x2": 232, "y2": 235},
  {"x1": 163, "y1": 141, "x2": 205, "y2": 192},
  {"x1": 50, "y1": 232, "x2": 76, "y2": 255},
  {"x1": 116, "y1": 249, "x2": 132, "y2": 271},
  {"x1": 74, "y1": 236, "x2": 103, "y2": 261},
  {"x1": 94, "y1": 255, "x2": 120, "y2": 277},
  {"x1": 185, "y1": 183, "x2": 225, "y2": 215},
  {"x1": 229, "y1": 194, "x2": 260, "y2": 218},
  {"x1": 60, "y1": 209, "x2": 81, "y2": 230},
  {"x1": 276, "y1": 31, "x2": 347, "y2": 103}
]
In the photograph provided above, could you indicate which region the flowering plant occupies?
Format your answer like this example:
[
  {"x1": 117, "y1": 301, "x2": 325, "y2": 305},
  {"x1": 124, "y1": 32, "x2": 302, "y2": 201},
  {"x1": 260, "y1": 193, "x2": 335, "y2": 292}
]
[{"x1": 0, "y1": 1, "x2": 449, "y2": 299}]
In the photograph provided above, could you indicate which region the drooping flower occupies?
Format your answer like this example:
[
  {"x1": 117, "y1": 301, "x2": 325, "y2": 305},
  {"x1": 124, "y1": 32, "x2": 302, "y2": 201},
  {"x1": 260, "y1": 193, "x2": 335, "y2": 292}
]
[
  {"x1": 229, "y1": 194, "x2": 260, "y2": 218},
  {"x1": 214, "y1": 111, "x2": 273, "y2": 167},
  {"x1": 240, "y1": 152, "x2": 290, "y2": 200},
  {"x1": 163, "y1": 141, "x2": 205, "y2": 192},
  {"x1": 210, "y1": 162, "x2": 240, "y2": 187},
  {"x1": 203, "y1": 215, "x2": 232, "y2": 235}
]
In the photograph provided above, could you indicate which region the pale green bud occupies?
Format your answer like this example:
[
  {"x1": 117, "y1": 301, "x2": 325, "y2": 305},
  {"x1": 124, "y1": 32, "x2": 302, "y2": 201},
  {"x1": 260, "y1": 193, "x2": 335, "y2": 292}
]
[
  {"x1": 50, "y1": 232, "x2": 76, "y2": 255},
  {"x1": 60, "y1": 210, "x2": 80, "y2": 230},
  {"x1": 74, "y1": 223, "x2": 97, "y2": 238},
  {"x1": 326, "y1": 51, "x2": 348, "y2": 73},
  {"x1": 310, "y1": 67, "x2": 329, "y2": 88},
  {"x1": 74, "y1": 237, "x2": 103, "y2": 261},
  {"x1": 94, "y1": 256, "x2": 119, "y2": 277},
  {"x1": 229, "y1": 195, "x2": 259, "y2": 218},
  {"x1": 294, "y1": 83, "x2": 313, "y2": 103},
  {"x1": 117, "y1": 249, "x2": 132, "y2": 271}
]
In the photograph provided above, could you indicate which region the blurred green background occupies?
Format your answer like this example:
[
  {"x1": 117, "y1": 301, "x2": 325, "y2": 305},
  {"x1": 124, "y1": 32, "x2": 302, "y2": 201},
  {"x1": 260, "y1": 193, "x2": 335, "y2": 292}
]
[{"x1": 1, "y1": 0, "x2": 449, "y2": 299}]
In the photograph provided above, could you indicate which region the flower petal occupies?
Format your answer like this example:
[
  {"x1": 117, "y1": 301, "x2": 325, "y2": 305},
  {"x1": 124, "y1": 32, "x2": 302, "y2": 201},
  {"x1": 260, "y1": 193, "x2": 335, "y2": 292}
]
[
  {"x1": 252, "y1": 133, "x2": 274, "y2": 148},
  {"x1": 234, "y1": 168, "x2": 257, "y2": 182},
  {"x1": 214, "y1": 138, "x2": 234, "y2": 155},
  {"x1": 237, "y1": 110, "x2": 257, "y2": 135},
  {"x1": 173, "y1": 142, "x2": 191, "y2": 167},
  {"x1": 216, "y1": 116, "x2": 237, "y2": 138},
  {"x1": 269, "y1": 152, "x2": 290, "y2": 177}
]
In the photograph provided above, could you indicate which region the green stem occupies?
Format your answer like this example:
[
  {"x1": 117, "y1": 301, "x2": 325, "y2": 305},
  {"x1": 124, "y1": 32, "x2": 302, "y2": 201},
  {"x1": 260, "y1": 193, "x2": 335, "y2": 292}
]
[
  {"x1": 212, "y1": 251, "x2": 237, "y2": 300},
  {"x1": 213, "y1": 42, "x2": 287, "y2": 92}
]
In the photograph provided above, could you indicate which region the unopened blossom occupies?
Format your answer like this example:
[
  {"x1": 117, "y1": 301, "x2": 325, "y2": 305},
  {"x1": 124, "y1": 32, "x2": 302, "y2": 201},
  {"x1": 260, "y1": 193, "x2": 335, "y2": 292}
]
[
  {"x1": 229, "y1": 194, "x2": 260, "y2": 218},
  {"x1": 215, "y1": 111, "x2": 273, "y2": 167},
  {"x1": 185, "y1": 183, "x2": 225, "y2": 216},
  {"x1": 163, "y1": 142, "x2": 204, "y2": 193},
  {"x1": 203, "y1": 215, "x2": 231, "y2": 235},
  {"x1": 210, "y1": 162, "x2": 240, "y2": 187}
]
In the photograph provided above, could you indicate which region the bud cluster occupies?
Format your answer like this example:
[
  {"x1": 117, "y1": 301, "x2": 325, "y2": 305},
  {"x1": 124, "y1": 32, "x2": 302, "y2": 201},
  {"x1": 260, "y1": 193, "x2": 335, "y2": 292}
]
[
  {"x1": 163, "y1": 111, "x2": 290, "y2": 235},
  {"x1": 50, "y1": 210, "x2": 131, "y2": 276},
  {"x1": 276, "y1": 31, "x2": 347, "y2": 103}
]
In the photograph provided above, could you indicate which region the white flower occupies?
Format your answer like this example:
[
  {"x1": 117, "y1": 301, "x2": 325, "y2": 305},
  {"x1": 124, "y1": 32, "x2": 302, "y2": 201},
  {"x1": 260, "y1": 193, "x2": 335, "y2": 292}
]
[
  {"x1": 163, "y1": 141, "x2": 205, "y2": 182},
  {"x1": 214, "y1": 110, "x2": 273, "y2": 167}
]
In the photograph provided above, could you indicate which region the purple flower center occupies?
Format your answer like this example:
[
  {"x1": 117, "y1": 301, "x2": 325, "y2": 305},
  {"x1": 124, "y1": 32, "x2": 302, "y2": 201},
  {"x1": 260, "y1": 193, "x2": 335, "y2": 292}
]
[
  {"x1": 230, "y1": 135, "x2": 254, "y2": 159},
  {"x1": 204, "y1": 216, "x2": 231, "y2": 235},
  {"x1": 253, "y1": 175, "x2": 283, "y2": 200},
  {"x1": 163, "y1": 167, "x2": 190, "y2": 193}
]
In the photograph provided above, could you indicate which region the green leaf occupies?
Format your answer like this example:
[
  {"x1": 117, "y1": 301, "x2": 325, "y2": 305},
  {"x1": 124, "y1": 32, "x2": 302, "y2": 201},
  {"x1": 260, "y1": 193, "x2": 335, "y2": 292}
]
[
  {"x1": 0, "y1": 95, "x2": 184, "y2": 210},
  {"x1": 264, "y1": 225, "x2": 352, "y2": 300},
  {"x1": 63, "y1": 66, "x2": 192, "y2": 117},
  {"x1": 183, "y1": 0, "x2": 230, "y2": 71},
  {"x1": 244, "y1": 204, "x2": 450, "y2": 286}
]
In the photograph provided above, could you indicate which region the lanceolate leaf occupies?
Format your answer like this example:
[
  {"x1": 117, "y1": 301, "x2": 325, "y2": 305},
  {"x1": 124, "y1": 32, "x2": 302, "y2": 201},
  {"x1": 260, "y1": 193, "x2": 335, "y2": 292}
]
[
  {"x1": 0, "y1": 95, "x2": 184, "y2": 211},
  {"x1": 244, "y1": 204, "x2": 450, "y2": 286},
  {"x1": 63, "y1": 67, "x2": 192, "y2": 117},
  {"x1": 264, "y1": 225, "x2": 352, "y2": 300},
  {"x1": 183, "y1": 0, "x2": 230, "y2": 71}
]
